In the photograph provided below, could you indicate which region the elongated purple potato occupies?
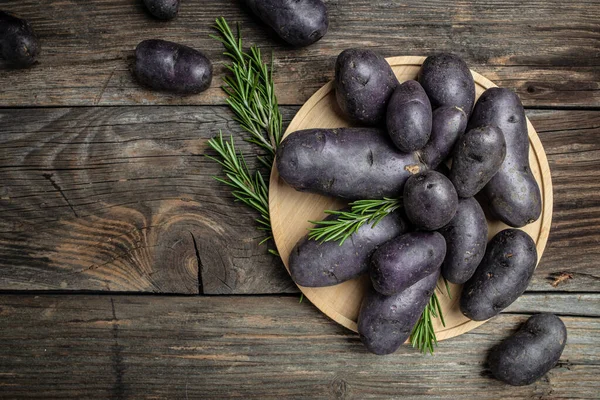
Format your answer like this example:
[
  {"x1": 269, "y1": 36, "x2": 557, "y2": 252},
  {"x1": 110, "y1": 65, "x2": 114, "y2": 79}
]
[
  {"x1": 335, "y1": 49, "x2": 398, "y2": 125},
  {"x1": 469, "y1": 88, "x2": 542, "y2": 227},
  {"x1": 290, "y1": 210, "x2": 410, "y2": 287},
  {"x1": 450, "y1": 125, "x2": 506, "y2": 198},
  {"x1": 134, "y1": 40, "x2": 212, "y2": 94},
  {"x1": 0, "y1": 11, "x2": 40, "y2": 68},
  {"x1": 438, "y1": 197, "x2": 488, "y2": 284},
  {"x1": 461, "y1": 229, "x2": 537, "y2": 321},
  {"x1": 243, "y1": 0, "x2": 328, "y2": 47},
  {"x1": 489, "y1": 313, "x2": 567, "y2": 386},
  {"x1": 276, "y1": 128, "x2": 425, "y2": 200},
  {"x1": 358, "y1": 270, "x2": 440, "y2": 355},
  {"x1": 418, "y1": 106, "x2": 467, "y2": 169},
  {"x1": 386, "y1": 80, "x2": 432, "y2": 152},
  {"x1": 143, "y1": 0, "x2": 180, "y2": 20},
  {"x1": 370, "y1": 231, "x2": 446, "y2": 295}
]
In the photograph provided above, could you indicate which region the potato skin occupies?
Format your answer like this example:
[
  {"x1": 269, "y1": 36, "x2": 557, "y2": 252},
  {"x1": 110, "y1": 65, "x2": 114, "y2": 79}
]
[
  {"x1": 276, "y1": 128, "x2": 425, "y2": 200},
  {"x1": 290, "y1": 210, "x2": 410, "y2": 287},
  {"x1": 134, "y1": 39, "x2": 212, "y2": 94},
  {"x1": 0, "y1": 11, "x2": 40, "y2": 68},
  {"x1": 335, "y1": 49, "x2": 398, "y2": 125},
  {"x1": 418, "y1": 106, "x2": 467, "y2": 169},
  {"x1": 370, "y1": 232, "x2": 446, "y2": 295},
  {"x1": 418, "y1": 53, "x2": 475, "y2": 117},
  {"x1": 143, "y1": 0, "x2": 180, "y2": 20},
  {"x1": 403, "y1": 170, "x2": 458, "y2": 230},
  {"x1": 386, "y1": 80, "x2": 432, "y2": 152},
  {"x1": 489, "y1": 313, "x2": 567, "y2": 386},
  {"x1": 449, "y1": 125, "x2": 507, "y2": 198},
  {"x1": 358, "y1": 270, "x2": 440, "y2": 355},
  {"x1": 460, "y1": 229, "x2": 537, "y2": 321},
  {"x1": 244, "y1": 0, "x2": 328, "y2": 47},
  {"x1": 438, "y1": 197, "x2": 488, "y2": 284},
  {"x1": 469, "y1": 88, "x2": 542, "y2": 227}
]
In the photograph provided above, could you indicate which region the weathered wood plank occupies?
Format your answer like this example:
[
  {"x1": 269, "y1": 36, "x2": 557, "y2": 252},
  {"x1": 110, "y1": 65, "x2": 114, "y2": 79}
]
[
  {"x1": 0, "y1": 0, "x2": 598, "y2": 107},
  {"x1": 0, "y1": 294, "x2": 598, "y2": 399},
  {"x1": 0, "y1": 107, "x2": 598, "y2": 294}
]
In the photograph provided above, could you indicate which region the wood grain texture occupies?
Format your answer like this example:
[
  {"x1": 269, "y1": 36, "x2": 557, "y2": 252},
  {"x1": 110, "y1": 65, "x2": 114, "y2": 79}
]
[
  {"x1": 0, "y1": 0, "x2": 598, "y2": 107},
  {"x1": 0, "y1": 294, "x2": 598, "y2": 399},
  {"x1": 0, "y1": 107, "x2": 598, "y2": 294}
]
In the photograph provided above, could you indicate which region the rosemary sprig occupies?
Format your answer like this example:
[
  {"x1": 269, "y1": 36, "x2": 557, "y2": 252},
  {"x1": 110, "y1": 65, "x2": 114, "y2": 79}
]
[
  {"x1": 410, "y1": 290, "x2": 446, "y2": 354},
  {"x1": 308, "y1": 198, "x2": 403, "y2": 245}
]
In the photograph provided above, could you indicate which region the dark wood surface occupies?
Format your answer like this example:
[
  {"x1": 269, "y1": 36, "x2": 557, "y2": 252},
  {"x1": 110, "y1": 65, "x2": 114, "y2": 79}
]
[{"x1": 0, "y1": 0, "x2": 599, "y2": 398}]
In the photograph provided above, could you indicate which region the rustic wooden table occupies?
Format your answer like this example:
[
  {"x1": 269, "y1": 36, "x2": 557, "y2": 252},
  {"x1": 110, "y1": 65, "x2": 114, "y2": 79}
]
[{"x1": 1, "y1": 1, "x2": 599, "y2": 398}]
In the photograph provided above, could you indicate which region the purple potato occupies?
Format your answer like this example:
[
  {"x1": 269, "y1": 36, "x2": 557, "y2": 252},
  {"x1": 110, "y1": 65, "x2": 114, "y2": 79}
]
[
  {"x1": 0, "y1": 11, "x2": 40, "y2": 68},
  {"x1": 243, "y1": 0, "x2": 328, "y2": 47},
  {"x1": 143, "y1": 0, "x2": 180, "y2": 20},
  {"x1": 358, "y1": 269, "x2": 440, "y2": 355},
  {"x1": 488, "y1": 313, "x2": 567, "y2": 386},
  {"x1": 418, "y1": 106, "x2": 468, "y2": 169},
  {"x1": 418, "y1": 53, "x2": 475, "y2": 117},
  {"x1": 386, "y1": 80, "x2": 432, "y2": 152},
  {"x1": 449, "y1": 125, "x2": 507, "y2": 198},
  {"x1": 290, "y1": 210, "x2": 410, "y2": 287},
  {"x1": 403, "y1": 170, "x2": 458, "y2": 230},
  {"x1": 276, "y1": 128, "x2": 425, "y2": 200},
  {"x1": 134, "y1": 39, "x2": 212, "y2": 94},
  {"x1": 469, "y1": 88, "x2": 542, "y2": 227},
  {"x1": 438, "y1": 197, "x2": 488, "y2": 284},
  {"x1": 335, "y1": 49, "x2": 398, "y2": 125},
  {"x1": 370, "y1": 231, "x2": 446, "y2": 295},
  {"x1": 461, "y1": 229, "x2": 537, "y2": 321}
]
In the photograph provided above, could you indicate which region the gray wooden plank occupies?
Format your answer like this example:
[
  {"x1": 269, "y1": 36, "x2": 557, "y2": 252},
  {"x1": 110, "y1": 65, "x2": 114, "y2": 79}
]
[
  {"x1": 0, "y1": 294, "x2": 598, "y2": 399},
  {"x1": 0, "y1": 0, "x2": 598, "y2": 107}
]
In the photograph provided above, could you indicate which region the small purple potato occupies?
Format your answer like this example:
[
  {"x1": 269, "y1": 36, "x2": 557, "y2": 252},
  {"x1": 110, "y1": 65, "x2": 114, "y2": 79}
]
[
  {"x1": 489, "y1": 313, "x2": 567, "y2": 386},
  {"x1": 418, "y1": 53, "x2": 475, "y2": 117},
  {"x1": 335, "y1": 49, "x2": 398, "y2": 125},
  {"x1": 358, "y1": 269, "x2": 440, "y2": 355},
  {"x1": 143, "y1": 0, "x2": 180, "y2": 20},
  {"x1": 449, "y1": 125, "x2": 507, "y2": 198},
  {"x1": 0, "y1": 11, "x2": 40, "y2": 68},
  {"x1": 418, "y1": 106, "x2": 468, "y2": 169},
  {"x1": 134, "y1": 39, "x2": 212, "y2": 94},
  {"x1": 386, "y1": 80, "x2": 432, "y2": 152},
  {"x1": 461, "y1": 229, "x2": 537, "y2": 321},
  {"x1": 403, "y1": 170, "x2": 458, "y2": 230},
  {"x1": 244, "y1": 0, "x2": 328, "y2": 47},
  {"x1": 438, "y1": 197, "x2": 488, "y2": 284},
  {"x1": 469, "y1": 88, "x2": 542, "y2": 227},
  {"x1": 290, "y1": 210, "x2": 410, "y2": 287},
  {"x1": 370, "y1": 231, "x2": 446, "y2": 295},
  {"x1": 276, "y1": 128, "x2": 425, "y2": 200}
]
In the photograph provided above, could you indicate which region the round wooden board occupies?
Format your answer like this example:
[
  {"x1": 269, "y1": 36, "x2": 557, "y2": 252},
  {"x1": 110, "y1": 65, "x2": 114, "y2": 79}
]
[{"x1": 269, "y1": 56, "x2": 553, "y2": 340}]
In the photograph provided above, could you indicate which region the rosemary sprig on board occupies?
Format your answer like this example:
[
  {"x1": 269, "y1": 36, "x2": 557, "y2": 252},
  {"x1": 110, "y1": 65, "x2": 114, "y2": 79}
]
[{"x1": 410, "y1": 291, "x2": 446, "y2": 354}]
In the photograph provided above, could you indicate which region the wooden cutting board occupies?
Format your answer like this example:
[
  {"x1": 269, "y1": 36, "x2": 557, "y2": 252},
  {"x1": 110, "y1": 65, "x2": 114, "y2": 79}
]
[{"x1": 269, "y1": 56, "x2": 553, "y2": 340}]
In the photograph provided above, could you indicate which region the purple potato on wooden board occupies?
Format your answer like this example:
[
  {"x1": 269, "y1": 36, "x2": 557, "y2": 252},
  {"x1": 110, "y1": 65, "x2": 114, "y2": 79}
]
[
  {"x1": 460, "y1": 229, "x2": 537, "y2": 321},
  {"x1": 438, "y1": 197, "x2": 488, "y2": 284},
  {"x1": 418, "y1": 105, "x2": 468, "y2": 169},
  {"x1": 469, "y1": 88, "x2": 542, "y2": 227},
  {"x1": 289, "y1": 210, "x2": 410, "y2": 287},
  {"x1": 143, "y1": 0, "x2": 180, "y2": 20},
  {"x1": 386, "y1": 80, "x2": 432, "y2": 152},
  {"x1": 243, "y1": 0, "x2": 328, "y2": 47},
  {"x1": 418, "y1": 53, "x2": 475, "y2": 117},
  {"x1": 488, "y1": 313, "x2": 567, "y2": 386},
  {"x1": 403, "y1": 170, "x2": 458, "y2": 230},
  {"x1": 276, "y1": 128, "x2": 425, "y2": 200},
  {"x1": 449, "y1": 125, "x2": 507, "y2": 198},
  {"x1": 0, "y1": 11, "x2": 40, "y2": 68},
  {"x1": 358, "y1": 269, "x2": 440, "y2": 355},
  {"x1": 335, "y1": 49, "x2": 398, "y2": 125},
  {"x1": 134, "y1": 39, "x2": 212, "y2": 94},
  {"x1": 370, "y1": 231, "x2": 446, "y2": 296}
]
